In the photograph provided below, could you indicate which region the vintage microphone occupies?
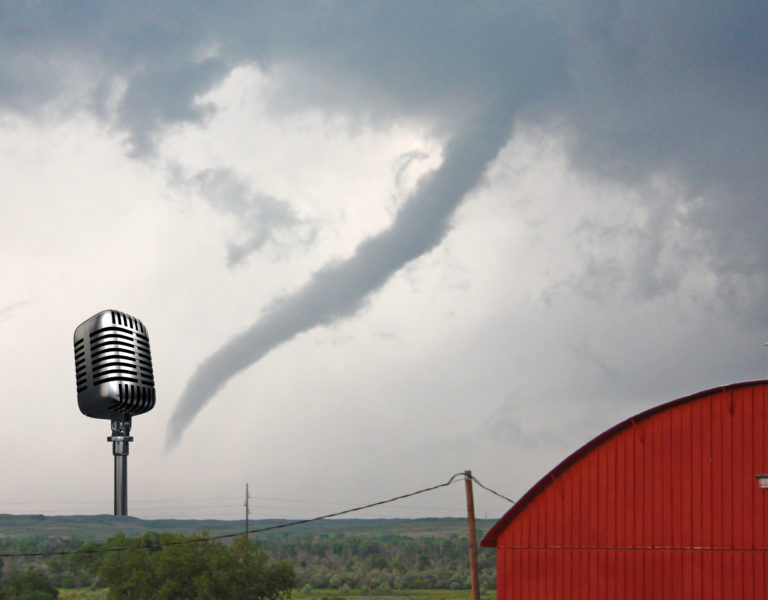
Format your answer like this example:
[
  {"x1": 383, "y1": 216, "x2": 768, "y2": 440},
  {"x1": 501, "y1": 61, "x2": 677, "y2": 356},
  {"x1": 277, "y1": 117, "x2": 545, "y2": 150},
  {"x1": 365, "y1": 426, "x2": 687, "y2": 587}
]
[{"x1": 73, "y1": 309, "x2": 156, "y2": 516}]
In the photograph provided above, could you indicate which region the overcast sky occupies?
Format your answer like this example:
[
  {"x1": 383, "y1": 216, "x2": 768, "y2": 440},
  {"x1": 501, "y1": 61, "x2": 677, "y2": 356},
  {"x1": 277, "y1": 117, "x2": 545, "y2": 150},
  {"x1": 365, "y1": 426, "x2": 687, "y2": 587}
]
[{"x1": 1, "y1": 1, "x2": 766, "y2": 521}]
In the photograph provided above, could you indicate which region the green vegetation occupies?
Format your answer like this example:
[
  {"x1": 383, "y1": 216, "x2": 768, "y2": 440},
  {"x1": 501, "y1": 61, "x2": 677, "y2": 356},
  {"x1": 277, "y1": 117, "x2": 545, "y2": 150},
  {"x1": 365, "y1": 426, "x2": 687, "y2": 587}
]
[
  {"x1": 1, "y1": 570, "x2": 59, "y2": 599},
  {"x1": 0, "y1": 557, "x2": 59, "y2": 600},
  {"x1": 71, "y1": 532, "x2": 294, "y2": 600},
  {"x1": 261, "y1": 535, "x2": 496, "y2": 592},
  {"x1": 0, "y1": 517, "x2": 498, "y2": 596}
]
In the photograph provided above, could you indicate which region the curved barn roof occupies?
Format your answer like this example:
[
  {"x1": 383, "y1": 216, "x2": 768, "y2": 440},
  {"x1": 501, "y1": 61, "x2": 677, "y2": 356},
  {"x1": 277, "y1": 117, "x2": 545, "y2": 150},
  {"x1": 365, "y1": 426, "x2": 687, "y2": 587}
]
[{"x1": 481, "y1": 379, "x2": 768, "y2": 548}]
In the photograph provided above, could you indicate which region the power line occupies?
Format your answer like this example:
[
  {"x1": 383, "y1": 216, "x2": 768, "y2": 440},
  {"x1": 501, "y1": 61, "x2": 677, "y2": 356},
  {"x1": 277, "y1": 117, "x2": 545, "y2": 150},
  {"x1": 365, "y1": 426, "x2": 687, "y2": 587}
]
[{"x1": 468, "y1": 474, "x2": 516, "y2": 504}]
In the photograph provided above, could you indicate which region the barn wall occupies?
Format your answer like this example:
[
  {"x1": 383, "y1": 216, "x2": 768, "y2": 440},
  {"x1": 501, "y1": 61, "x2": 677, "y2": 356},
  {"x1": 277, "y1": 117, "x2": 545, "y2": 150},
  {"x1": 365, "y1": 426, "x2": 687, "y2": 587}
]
[{"x1": 494, "y1": 382, "x2": 768, "y2": 599}]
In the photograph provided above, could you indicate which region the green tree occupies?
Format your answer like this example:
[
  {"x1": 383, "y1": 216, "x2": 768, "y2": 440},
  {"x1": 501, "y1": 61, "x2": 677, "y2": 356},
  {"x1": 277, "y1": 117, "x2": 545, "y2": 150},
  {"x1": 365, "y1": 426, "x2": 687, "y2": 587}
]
[
  {"x1": 194, "y1": 536, "x2": 295, "y2": 600},
  {"x1": 76, "y1": 532, "x2": 295, "y2": 600},
  {"x1": 3, "y1": 570, "x2": 58, "y2": 600}
]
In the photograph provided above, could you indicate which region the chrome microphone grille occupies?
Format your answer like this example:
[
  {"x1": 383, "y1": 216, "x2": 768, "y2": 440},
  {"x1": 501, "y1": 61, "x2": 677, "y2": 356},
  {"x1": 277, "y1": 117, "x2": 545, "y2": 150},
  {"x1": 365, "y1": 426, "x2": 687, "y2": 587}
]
[{"x1": 74, "y1": 310, "x2": 156, "y2": 419}]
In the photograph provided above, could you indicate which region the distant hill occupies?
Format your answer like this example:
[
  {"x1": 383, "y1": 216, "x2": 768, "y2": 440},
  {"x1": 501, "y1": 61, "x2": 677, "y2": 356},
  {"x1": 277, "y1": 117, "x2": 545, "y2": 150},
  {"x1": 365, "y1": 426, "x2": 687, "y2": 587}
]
[{"x1": 0, "y1": 514, "x2": 497, "y2": 541}]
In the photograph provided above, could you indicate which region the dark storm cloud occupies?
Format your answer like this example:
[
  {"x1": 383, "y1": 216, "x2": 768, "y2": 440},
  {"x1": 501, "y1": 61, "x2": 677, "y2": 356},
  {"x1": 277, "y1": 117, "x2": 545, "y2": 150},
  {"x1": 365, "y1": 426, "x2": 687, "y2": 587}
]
[
  {"x1": 3, "y1": 2, "x2": 766, "y2": 181},
  {"x1": 0, "y1": 2, "x2": 564, "y2": 145},
  {"x1": 252, "y1": 3, "x2": 566, "y2": 128},
  {"x1": 561, "y1": 0, "x2": 768, "y2": 184},
  {"x1": 558, "y1": 0, "x2": 768, "y2": 294},
  {"x1": 116, "y1": 58, "x2": 231, "y2": 157}
]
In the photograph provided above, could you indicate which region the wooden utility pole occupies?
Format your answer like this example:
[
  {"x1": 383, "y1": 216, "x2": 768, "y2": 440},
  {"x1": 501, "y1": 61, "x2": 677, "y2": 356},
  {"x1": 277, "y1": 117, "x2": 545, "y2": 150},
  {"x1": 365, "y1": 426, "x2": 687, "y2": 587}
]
[
  {"x1": 465, "y1": 470, "x2": 481, "y2": 600},
  {"x1": 245, "y1": 482, "x2": 250, "y2": 542}
]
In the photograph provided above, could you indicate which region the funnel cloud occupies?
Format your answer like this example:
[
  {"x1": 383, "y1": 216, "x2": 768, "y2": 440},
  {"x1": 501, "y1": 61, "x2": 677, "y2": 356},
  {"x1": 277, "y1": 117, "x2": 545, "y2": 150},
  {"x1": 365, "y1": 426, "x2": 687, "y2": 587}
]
[{"x1": 167, "y1": 108, "x2": 514, "y2": 447}]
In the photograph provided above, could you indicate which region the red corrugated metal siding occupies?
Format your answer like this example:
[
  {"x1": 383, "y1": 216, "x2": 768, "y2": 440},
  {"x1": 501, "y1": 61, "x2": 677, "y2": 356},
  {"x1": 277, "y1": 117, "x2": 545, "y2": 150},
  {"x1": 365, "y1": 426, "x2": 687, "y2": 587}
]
[{"x1": 485, "y1": 381, "x2": 768, "y2": 599}]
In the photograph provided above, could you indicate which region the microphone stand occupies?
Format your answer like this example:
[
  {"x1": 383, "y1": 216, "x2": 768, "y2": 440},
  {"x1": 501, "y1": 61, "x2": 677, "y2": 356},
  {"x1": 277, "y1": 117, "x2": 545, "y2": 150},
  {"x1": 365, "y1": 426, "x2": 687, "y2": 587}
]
[{"x1": 108, "y1": 415, "x2": 133, "y2": 516}]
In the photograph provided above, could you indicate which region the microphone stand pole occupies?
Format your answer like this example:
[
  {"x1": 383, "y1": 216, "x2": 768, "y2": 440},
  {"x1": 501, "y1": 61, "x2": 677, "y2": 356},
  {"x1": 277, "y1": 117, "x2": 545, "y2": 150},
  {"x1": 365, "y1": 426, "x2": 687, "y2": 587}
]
[{"x1": 108, "y1": 415, "x2": 133, "y2": 516}]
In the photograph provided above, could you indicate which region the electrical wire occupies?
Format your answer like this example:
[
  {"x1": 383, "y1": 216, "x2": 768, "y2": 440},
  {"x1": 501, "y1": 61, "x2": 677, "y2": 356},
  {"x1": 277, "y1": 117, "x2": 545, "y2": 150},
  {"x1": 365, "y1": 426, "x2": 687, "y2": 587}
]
[
  {"x1": 0, "y1": 472, "x2": 468, "y2": 559},
  {"x1": 468, "y1": 473, "x2": 516, "y2": 504}
]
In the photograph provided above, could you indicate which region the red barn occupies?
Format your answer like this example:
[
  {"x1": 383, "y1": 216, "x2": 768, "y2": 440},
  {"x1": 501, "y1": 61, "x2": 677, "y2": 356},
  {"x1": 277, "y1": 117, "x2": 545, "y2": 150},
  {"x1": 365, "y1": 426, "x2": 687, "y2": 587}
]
[{"x1": 481, "y1": 380, "x2": 768, "y2": 599}]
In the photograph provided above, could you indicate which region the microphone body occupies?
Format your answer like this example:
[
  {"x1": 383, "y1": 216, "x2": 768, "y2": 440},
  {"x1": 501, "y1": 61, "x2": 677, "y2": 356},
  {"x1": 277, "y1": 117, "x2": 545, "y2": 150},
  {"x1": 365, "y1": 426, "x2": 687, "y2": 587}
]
[
  {"x1": 74, "y1": 309, "x2": 155, "y2": 420},
  {"x1": 73, "y1": 309, "x2": 156, "y2": 516}
]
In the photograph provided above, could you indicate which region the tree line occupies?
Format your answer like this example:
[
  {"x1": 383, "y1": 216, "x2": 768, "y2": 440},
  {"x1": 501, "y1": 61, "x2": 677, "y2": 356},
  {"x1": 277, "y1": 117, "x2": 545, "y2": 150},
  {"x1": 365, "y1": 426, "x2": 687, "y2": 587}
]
[
  {"x1": 260, "y1": 533, "x2": 496, "y2": 592},
  {"x1": 0, "y1": 531, "x2": 496, "y2": 595}
]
